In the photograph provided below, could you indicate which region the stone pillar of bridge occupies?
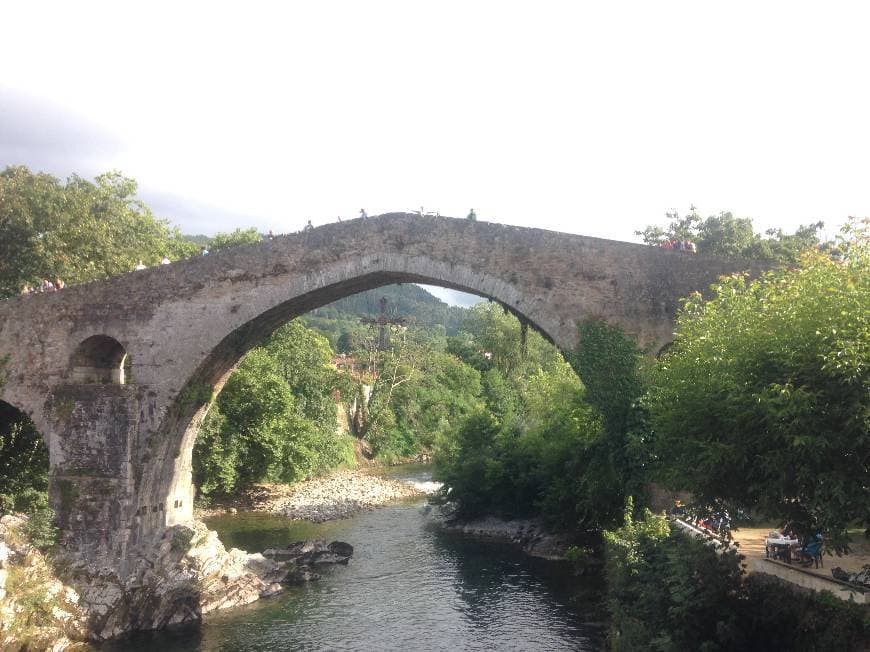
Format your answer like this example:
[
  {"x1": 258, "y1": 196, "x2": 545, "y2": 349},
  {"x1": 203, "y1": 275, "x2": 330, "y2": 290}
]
[{"x1": 46, "y1": 384, "x2": 139, "y2": 566}]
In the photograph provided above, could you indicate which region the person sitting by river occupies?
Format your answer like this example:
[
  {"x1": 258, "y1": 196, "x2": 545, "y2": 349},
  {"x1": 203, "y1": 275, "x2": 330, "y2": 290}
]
[
  {"x1": 20, "y1": 283, "x2": 34, "y2": 295},
  {"x1": 54, "y1": 276, "x2": 65, "y2": 290},
  {"x1": 134, "y1": 260, "x2": 147, "y2": 271},
  {"x1": 161, "y1": 255, "x2": 171, "y2": 265},
  {"x1": 40, "y1": 278, "x2": 55, "y2": 292}
]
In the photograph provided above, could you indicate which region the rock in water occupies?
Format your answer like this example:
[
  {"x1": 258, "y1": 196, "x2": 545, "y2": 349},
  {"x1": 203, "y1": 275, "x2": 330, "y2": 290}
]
[
  {"x1": 260, "y1": 540, "x2": 354, "y2": 581},
  {"x1": 328, "y1": 541, "x2": 354, "y2": 558}
]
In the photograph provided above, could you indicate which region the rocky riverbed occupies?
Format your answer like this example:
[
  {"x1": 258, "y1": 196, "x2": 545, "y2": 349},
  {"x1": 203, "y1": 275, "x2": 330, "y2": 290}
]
[{"x1": 199, "y1": 469, "x2": 435, "y2": 522}]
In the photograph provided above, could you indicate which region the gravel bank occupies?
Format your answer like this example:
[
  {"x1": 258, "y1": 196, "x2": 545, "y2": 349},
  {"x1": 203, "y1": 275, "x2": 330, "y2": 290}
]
[{"x1": 199, "y1": 469, "x2": 436, "y2": 523}]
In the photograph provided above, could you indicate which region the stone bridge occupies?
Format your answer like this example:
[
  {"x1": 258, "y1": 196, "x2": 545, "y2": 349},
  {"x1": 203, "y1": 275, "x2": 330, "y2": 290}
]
[{"x1": 0, "y1": 213, "x2": 768, "y2": 571}]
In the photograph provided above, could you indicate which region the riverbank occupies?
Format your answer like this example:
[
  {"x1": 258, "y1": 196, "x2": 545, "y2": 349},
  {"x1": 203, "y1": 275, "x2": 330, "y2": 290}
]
[
  {"x1": 422, "y1": 504, "x2": 576, "y2": 560},
  {"x1": 197, "y1": 468, "x2": 437, "y2": 522}
]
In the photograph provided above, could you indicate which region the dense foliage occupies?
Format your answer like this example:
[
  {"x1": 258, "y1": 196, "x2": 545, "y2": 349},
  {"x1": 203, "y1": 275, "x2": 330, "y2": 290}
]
[
  {"x1": 0, "y1": 401, "x2": 48, "y2": 514},
  {"x1": 604, "y1": 502, "x2": 870, "y2": 651},
  {"x1": 605, "y1": 503, "x2": 746, "y2": 650},
  {"x1": 306, "y1": 284, "x2": 469, "y2": 349},
  {"x1": 0, "y1": 165, "x2": 197, "y2": 297},
  {"x1": 434, "y1": 305, "x2": 639, "y2": 531},
  {"x1": 649, "y1": 229, "x2": 869, "y2": 547},
  {"x1": 635, "y1": 206, "x2": 826, "y2": 262},
  {"x1": 364, "y1": 345, "x2": 482, "y2": 461},
  {"x1": 193, "y1": 321, "x2": 355, "y2": 496}
]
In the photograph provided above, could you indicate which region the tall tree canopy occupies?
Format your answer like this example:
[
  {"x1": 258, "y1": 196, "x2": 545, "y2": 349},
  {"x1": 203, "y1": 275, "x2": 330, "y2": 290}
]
[
  {"x1": 0, "y1": 165, "x2": 197, "y2": 298},
  {"x1": 649, "y1": 224, "x2": 868, "y2": 546},
  {"x1": 635, "y1": 206, "x2": 826, "y2": 262}
]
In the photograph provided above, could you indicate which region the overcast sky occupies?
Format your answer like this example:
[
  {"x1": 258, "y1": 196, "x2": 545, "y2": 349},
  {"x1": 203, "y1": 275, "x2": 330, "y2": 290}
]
[{"x1": 2, "y1": 2, "x2": 868, "y2": 304}]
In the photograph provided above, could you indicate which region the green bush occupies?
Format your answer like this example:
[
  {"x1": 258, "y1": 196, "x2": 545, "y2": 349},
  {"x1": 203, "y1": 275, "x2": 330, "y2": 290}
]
[
  {"x1": 14, "y1": 487, "x2": 49, "y2": 513},
  {"x1": 24, "y1": 508, "x2": 59, "y2": 553},
  {"x1": 604, "y1": 501, "x2": 746, "y2": 651},
  {"x1": 604, "y1": 499, "x2": 870, "y2": 651},
  {"x1": 741, "y1": 574, "x2": 870, "y2": 651},
  {"x1": 648, "y1": 234, "x2": 869, "y2": 547}
]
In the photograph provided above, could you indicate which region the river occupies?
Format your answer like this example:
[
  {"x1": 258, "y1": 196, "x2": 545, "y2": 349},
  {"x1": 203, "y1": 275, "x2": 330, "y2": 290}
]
[{"x1": 101, "y1": 466, "x2": 606, "y2": 651}]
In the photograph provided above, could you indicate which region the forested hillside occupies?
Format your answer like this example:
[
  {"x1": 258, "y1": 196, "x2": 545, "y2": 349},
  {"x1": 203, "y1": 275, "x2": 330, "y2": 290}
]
[{"x1": 304, "y1": 284, "x2": 470, "y2": 349}]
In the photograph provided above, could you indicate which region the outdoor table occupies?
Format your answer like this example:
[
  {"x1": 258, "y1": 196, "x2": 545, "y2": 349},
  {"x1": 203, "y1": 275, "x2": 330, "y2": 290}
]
[{"x1": 765, "y1": 537, "x2": 799, "y2": 563}]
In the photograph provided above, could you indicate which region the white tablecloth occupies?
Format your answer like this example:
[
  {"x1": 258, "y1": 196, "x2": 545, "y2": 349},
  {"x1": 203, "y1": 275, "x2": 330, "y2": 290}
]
[{"x1": 766, "y1": 537, "x2": 799, "y2": 546}]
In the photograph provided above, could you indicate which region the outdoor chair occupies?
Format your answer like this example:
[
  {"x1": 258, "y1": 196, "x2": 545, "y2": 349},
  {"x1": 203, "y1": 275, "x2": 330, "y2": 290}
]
[{"x1": 800, "y1": 539, "x2": 824, "y2": 568}]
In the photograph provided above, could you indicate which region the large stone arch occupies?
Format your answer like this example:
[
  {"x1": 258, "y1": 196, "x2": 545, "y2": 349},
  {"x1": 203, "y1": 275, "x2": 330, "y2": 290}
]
[
  {"x1": 0, "y1": 213, "x2": 773, "y2": 568},
  {"x1": 135, "y1": 262, "x2": 565, "y2": 546}
]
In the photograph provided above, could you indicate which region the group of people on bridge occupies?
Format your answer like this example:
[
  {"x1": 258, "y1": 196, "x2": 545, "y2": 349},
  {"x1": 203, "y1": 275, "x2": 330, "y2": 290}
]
[
  {"x1": 25, "y1": 210, "x2": 482, "y2": 293},
  {"x1": 20, "y1": 276, "x2": 65, "y2": 295},
  {"x1": 660, "y1": 238, "x2": 697, "y2": 253},
  {"x1": 134, "y1": 255, "x2": 174, "y2": 270}
]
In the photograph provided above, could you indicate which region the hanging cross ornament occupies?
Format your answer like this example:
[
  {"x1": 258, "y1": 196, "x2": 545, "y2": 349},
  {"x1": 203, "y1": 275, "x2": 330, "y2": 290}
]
[{"x1": 360, "y1": 296, "x2": 407, "y2": 350}]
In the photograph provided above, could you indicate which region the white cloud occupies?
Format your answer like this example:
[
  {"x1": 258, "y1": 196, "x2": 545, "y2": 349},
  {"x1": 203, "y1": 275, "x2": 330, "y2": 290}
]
[{"x1": 2, "y1": 1, "x2": 867, "y2": 239}]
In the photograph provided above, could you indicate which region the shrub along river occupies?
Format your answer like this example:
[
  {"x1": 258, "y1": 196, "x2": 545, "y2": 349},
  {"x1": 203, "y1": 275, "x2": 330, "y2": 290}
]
[{"x1": 101, "y1": 466, "x2": 606, "y2": 651}]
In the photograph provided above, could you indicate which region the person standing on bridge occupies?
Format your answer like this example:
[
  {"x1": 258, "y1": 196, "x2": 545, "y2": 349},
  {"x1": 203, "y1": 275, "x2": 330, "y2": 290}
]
[
  {"x1": 305, "y1": 220, "x2": 314, "y2": 232},
  {"x1": 360, "y1": 209, "x2": 367, "y2": 220},
  {"x1": 467, "y1": 208, "x2": 477, "y2": 221}
]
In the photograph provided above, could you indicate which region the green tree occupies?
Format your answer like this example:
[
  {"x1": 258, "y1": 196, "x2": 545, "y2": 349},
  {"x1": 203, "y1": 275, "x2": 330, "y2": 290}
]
[
  {"x1": 604, "y1": 500, "x2": 746, "y2": 651},
  {"x1": 649, "y1": 229, "x2": 869, "y2": 547},
  {"x1": 193, "y1": 321, "x2": 354, "y2": 496},
  {"x1": 0, "y1": 401, "x2": 48, "y2": 514},
  {"x1": 435, "y1": 359, "x2": 618, "y2": 530},
  {"x1": 0, "y1": 165, "x2": 197, "y2": 297},
  {"x1": 635, "y1": 206, "x2": 826, "y2": 262}
]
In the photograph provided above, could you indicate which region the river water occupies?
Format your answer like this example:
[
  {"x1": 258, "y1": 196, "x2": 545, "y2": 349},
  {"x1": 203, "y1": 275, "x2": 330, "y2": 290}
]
[{"x1": 103, "y1": 466, "x2": 606, "y2": 651}]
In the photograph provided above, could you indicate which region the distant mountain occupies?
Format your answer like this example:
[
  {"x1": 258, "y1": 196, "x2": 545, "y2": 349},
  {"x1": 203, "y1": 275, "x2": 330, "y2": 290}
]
[{"x1": 304, "y1": 284, "x2": 470, "y2": 345}]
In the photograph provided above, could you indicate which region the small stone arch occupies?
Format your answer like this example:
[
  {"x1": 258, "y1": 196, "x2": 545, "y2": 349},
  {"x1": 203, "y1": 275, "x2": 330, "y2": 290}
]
[{"x1": 69, "y1": 335, "x2": 129, "y2": 384}]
